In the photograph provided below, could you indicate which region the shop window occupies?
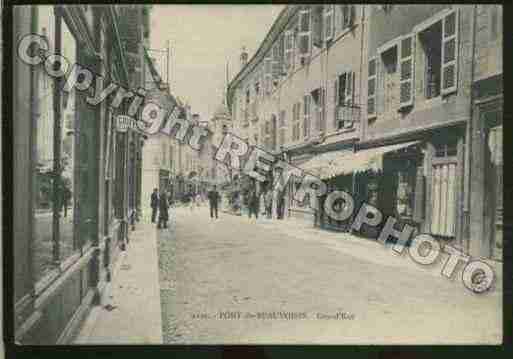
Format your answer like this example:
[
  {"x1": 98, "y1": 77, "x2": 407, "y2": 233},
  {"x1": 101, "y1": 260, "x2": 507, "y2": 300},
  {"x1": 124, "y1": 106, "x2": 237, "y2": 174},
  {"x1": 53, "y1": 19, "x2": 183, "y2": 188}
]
[
  {"x1": 419, "y1": 21, "x2": 442, "y2": 99},
  {"x1": 396, "y1": 167, "x2": 416, "y2": 218},
  {"x1": 435, "y1": 140, "x2": 457, "y2": 158},
  {"x1": 33, "y1": 9, "x2": 80, "y2": 282}
]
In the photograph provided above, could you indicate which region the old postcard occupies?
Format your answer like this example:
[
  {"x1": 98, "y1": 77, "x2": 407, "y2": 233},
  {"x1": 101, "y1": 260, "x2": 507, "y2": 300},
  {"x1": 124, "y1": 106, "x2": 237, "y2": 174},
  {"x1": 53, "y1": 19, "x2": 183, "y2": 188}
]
[{"x1": 5, "y1": 3, "x2": 503, "y2": 347}]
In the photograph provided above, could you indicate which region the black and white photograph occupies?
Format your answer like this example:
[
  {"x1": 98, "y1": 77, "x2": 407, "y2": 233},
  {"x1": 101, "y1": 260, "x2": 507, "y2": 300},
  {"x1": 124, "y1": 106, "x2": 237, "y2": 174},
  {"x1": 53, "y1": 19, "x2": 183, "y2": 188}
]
[{"x1": 2, "y1": 2, "x2": 505, "y2": 350}]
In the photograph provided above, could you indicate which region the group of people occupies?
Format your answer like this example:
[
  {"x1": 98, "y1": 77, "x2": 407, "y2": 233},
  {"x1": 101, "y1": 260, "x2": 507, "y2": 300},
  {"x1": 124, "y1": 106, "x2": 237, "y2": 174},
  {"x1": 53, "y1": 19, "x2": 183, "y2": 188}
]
[
  {"x1": 150, "y1": 186, "x2": 222, "y2": 228},
  {"x1": 150, "y1": 188, "x2": 173, "y2": 229},
  {"x1": 246, "y1": 188, "x2": 285, "y2": 220}
]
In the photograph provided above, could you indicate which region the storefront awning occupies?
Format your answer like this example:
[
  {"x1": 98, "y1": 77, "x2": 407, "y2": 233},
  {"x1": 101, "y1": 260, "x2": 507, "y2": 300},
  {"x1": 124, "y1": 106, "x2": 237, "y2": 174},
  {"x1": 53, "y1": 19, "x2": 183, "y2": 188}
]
[{"x1": 300, "y1": 141, "x2": 420, "y2": 180}]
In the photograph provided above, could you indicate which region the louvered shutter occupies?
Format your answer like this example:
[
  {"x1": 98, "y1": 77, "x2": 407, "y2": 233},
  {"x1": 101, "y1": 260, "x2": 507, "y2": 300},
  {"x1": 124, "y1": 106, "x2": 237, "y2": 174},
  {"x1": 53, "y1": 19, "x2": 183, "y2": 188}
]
[
  {"x1": 344, "y1": 72, "x2": 354, "y2": 128},
  {"x1": 367, "y1": 58, "x2": 378, "y2": 118},
  {"x1": 441, "y1": 9, "x2": 459, "y2": 95},
  {"x1": 320, "y1": 88, "x2": 326, "y2": 132},
  {"x1": 279, "y1": 34, "x2": 286, "y2": 76},
  {"x1": 284, "y1": 30, "x2": 293, "y2": 71},
  {"x1": 264, "y1": 57, "x2": 272, "y2": 94},
  {"x1": 312, "y1": 6, "x2": 323, "y2": 48},
  {"x1": 272, "y1": 44, "x2": 281, "y2": 80},
  {"x1": 399, "y1": 34, "x2": 415, "y2": 108},
  {"x1": 324, "y1": 5, "x2": 334, "y2": 42},
  {"x1": 298, "y1": 8, "x2": 311, "y2": 58},
  {"x1": 345, "y1": 71, "x2": 354, "y2": 105},
  {"x1": 333, "y1": 77, "x2": 339, "y2": 127}
]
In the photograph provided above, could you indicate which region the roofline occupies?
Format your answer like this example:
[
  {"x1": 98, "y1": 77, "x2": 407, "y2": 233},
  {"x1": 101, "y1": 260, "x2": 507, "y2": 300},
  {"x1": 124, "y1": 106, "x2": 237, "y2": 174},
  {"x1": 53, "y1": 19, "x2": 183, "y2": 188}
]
[{"x1": 226, "y1": 5, "x2": 299, "y2": 109}]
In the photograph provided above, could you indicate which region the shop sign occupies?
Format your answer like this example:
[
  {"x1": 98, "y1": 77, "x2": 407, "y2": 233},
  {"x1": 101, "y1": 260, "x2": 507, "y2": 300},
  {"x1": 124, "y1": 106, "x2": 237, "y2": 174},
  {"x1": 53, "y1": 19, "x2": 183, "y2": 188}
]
[{"x1": 116, "y1": 115, "x2": 137, "y2": 132}]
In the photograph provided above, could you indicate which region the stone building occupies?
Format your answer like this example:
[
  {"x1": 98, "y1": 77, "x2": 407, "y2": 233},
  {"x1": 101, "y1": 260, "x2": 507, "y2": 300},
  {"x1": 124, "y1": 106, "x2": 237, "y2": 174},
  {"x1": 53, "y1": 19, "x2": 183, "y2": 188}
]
[
  {"x1": 12, "y1": 5, "x2": 150, "y2": 343},
  {"x1": 468, "y1": 5, "x2": 503, "y2": 260},
  {"x1": 228, "y1": 5, "x2": 366, "y2": 221},
  {"x1": 227, "y1": 4, "x2": 503, "y2": 259}
]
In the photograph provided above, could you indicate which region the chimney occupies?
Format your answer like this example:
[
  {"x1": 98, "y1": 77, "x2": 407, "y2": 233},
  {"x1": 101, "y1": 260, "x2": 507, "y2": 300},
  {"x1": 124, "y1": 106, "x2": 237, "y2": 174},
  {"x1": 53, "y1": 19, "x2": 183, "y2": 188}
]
[{"x1": 240, "y1": 46, "x2": 248, "y2": 69}]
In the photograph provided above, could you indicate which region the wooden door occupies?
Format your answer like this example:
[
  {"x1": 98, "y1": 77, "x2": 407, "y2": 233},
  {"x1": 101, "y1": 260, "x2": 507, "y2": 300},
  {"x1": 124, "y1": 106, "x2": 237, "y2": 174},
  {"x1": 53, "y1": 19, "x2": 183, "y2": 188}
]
[{"x1": 430, "y1": 158, "x2": 458, "y2": 238}]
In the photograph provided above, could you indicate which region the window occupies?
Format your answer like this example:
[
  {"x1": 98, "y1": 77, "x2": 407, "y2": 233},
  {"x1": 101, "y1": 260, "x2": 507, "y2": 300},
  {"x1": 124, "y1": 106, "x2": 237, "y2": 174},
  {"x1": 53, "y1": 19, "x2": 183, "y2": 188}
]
[
  {"x1": 272, "y1": 43, "x2": 281, "y2": 85},
  {"x1": 303, "y1": 95, "x2": 311, "y2": 138},
  {"x1": 278, "y1": 110, "x2": 286, "y2": 147},
  {"x1": 399, "y1": 34, "x2": 415, "y2": 108},
  {"x1": 490, "y1": 6, "x2": 499, "y2": 41},
  {"x1": 334, "y1": 71, "x2": 355, "y2": 129},
  {"x1": 367, "y1": 58, "x2": 378, "y2": 118},
  {"x1": 292, "y1": 103, "x2": 301, "y2": 141},
  {"x1": 396, "y1": 167, "x2": 416, "y2": 218},
  {"x1": 264, "y1": 57, "x2": 272, "y2": 94},
  {"x1": 324, "y1": 5, "x2": 334, "y2": 43},
  {"x1": 284, "y1": 30, "x2": 294, "y2": 73},
  {"x1": 341, "y1": 5, "x2": 355, "y2": 30},
  {"x1": 33, "y1": 6, "x2": 58, "y2": 281},
  {"x1": 312, "y1": 5, "x2": 324, "y2": 48},
  {"x1": 417, "y1": 9, "x2": 459, "y2": 99},
  {"x1": 380, "y1": 45, "x2": 399, "y2": 113},
  {"x1": 311, "y1": 88, "x2": 326, "y2": 133},
  {"x1": 298, "y1": 7, "x2": 311, "y2": 62},
  {"x1": 419, "y1": 21, "x2": 442, "y2": 99},
  {"x1": 441, "y1": 10, "x2": 458, "y2": 95},
  {"x1": 254, "y1": 81, "x2": 260, "y2": 97}
]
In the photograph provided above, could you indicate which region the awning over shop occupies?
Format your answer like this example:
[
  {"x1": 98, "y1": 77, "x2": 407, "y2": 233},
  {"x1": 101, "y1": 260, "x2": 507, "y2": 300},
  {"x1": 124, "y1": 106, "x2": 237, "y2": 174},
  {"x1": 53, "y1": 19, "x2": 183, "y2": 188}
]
[{"x1": 299, "y1": 141, "x2": 420, "y2": 180}]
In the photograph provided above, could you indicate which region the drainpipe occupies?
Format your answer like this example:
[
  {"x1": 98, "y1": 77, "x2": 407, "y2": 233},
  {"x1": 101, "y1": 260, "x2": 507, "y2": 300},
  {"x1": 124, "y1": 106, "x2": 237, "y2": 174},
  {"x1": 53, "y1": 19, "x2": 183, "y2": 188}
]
[
  {"x1": 463, "y1": 5, "x2": 477, "y2": 253},
  {"x1": 358, "y1": 5, "x2": 366, "y2": 146}
]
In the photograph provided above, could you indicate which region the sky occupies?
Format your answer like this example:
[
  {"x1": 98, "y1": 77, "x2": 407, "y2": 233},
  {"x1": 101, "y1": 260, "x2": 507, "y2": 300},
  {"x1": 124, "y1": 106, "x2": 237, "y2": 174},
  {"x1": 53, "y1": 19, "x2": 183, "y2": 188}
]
[{"x1": 150, "y1": 5, "x2": 284, "y2": 122}]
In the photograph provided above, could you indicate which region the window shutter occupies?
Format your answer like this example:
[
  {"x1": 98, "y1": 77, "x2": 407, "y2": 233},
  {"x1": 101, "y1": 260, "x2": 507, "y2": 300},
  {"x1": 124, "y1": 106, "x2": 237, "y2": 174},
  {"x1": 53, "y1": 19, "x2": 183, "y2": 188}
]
[
  {"x1": 345, "y1": 71, "x2": 354, "y2": 105},
  {"x1": 320, "y1": 88, "x2": 326, "y2": 132},
  {"x1": 441, "y1": 9, "x2": 459, "y2": 95},
  {"x1": 312, "y1": 6, "x2": 323, "y2": 48},
  {"x1": 333, "y1": 77, "x2": 339, "y2": 127},
  {"x1": 399, "y1": 34, "x2": 415, "y2": 108},
  {"x1": 344, "y1": 72, "x2": 354, "y2": 128},
  {"x1": 264, "y1": 57, "x2": 272, "y2": 94},
  {"x1": 298, "y1": 8, "x2": 311, "y2": 58},
  {"x1": 324, "y1": 5, "x2": 334, "y2": 43},
  {"x1": 367, "y1": 57, "x2": 378, "y2": 118},
  {"x1": 303, "y1": 95, "x2": 309, "y2": 138},
  {"x1": 284, "y1": 30, "x2": 293, "y2": 71}
]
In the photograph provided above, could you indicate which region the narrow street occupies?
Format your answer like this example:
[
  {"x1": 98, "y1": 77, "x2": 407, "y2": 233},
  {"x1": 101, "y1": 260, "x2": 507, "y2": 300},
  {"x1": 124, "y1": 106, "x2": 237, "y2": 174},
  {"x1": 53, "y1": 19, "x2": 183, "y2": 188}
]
[{"x1": 158, "y1": 206, "x2": 502, "y2": 345}]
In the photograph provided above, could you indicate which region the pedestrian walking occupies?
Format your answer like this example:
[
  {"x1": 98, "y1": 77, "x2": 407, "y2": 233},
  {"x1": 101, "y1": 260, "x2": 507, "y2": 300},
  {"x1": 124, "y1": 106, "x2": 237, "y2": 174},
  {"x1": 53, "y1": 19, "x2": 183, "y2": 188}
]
[
  {"x1": 62, "y1": 185, "x2": 71, "y2": 218},
  {"x1": 150, "y1": 188, "x2": 159, "y2": 223},
  {"x1": 207, "y1": 185, "x2": 220, "y2": 219},
  {"x1": 248, "y1": 188, "x2": 259, "y2": 220},
  {"x1": 157, "y1": 190, "x2": 169, "y2": 229},
  {"x1": 195, "y1": 192, "x2": 201, "y2": 208},
  {"x1": 265, "y1": 189, "x2": 273, "y2": 219},
  {"x1": 189, "y1": 190, "x2": 196, "y2": 211}
]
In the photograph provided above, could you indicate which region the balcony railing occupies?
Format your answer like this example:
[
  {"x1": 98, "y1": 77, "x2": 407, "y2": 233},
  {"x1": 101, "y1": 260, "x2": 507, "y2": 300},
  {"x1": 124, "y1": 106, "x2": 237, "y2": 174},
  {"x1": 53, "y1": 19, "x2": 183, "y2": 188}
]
[{"x1": 335, "y1": 103, "x2": 361, "y2": 131}]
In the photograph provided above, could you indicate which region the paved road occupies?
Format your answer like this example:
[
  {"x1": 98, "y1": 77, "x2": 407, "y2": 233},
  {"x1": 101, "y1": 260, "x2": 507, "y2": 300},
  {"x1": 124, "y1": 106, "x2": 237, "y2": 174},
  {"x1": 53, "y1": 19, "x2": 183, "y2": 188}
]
[{"x1": 158, "y1": 206, "x2": 502, "y2": 344}]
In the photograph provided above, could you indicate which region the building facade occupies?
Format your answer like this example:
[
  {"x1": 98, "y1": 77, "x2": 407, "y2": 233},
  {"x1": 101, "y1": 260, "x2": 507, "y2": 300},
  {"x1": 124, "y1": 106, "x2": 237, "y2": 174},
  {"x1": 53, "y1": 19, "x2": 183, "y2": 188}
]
[
  {"x1": 228, "y1": 5, "x2": 366, "y2": 222},
  {"x1": 12, "y1": 5, "x2": 148, "y2": 344},
  {"x1": 468, "y1": 5, "x2": 503, "y2": 260},
  {"x1": 227, "y1": 4, "x2": 503, "y2": 260}
]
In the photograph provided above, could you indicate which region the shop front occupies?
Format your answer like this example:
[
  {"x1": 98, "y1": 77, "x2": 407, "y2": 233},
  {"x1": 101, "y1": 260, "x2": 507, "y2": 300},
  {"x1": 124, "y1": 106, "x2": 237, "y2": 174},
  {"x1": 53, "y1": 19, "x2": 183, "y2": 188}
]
[{"x1": 469, "y1": 91, "x2": 503, "y2": 260}]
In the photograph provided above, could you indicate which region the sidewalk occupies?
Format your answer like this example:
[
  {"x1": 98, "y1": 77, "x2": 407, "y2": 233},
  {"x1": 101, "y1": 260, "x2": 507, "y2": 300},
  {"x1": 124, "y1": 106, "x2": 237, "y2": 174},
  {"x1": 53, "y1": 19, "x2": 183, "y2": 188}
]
[{"x1": 74, "y1": 220, "x2": 163, "y2": 344}]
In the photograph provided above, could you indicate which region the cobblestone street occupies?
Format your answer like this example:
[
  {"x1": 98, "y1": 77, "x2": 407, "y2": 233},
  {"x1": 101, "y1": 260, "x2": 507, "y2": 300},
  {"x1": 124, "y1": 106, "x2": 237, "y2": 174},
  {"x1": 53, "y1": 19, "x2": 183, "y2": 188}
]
[{"x1": 158, "y1": 206, "x2": 502, "y2": 345}]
